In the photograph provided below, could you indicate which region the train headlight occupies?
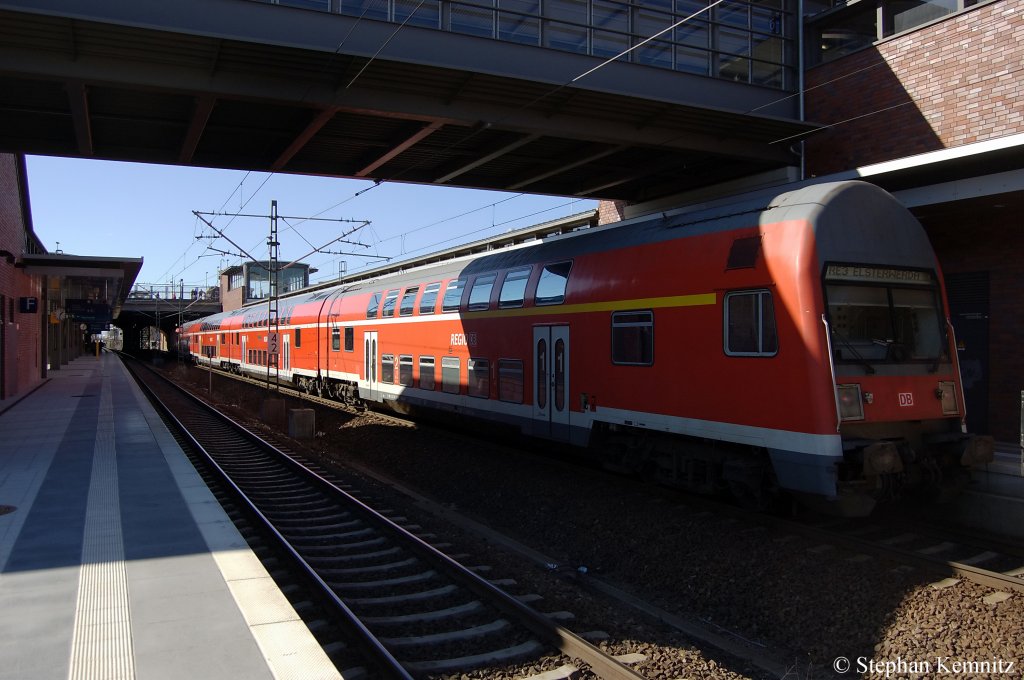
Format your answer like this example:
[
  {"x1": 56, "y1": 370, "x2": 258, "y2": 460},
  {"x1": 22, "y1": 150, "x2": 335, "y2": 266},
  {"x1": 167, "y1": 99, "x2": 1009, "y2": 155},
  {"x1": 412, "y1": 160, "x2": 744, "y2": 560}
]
[
  {"x1": 836, "y1": 384, "x2": 864, "y2": 421},
  {"x1": 937, "y1": 381, "x2": 959, "y2": 416}
]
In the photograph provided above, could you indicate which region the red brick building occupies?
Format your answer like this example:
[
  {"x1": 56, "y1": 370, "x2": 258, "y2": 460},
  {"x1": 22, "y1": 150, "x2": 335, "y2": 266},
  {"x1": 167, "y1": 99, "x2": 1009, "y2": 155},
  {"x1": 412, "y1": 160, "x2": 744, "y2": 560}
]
[
  {"x1": 0, "y1": 154, "x2": 45, "y2": 404},
  {"x1": 0, "y1": 153, "x2": 142, "y2": 411},
  {"x1": 803, "y1": 0, "x2": 1024, "y2": 442}
]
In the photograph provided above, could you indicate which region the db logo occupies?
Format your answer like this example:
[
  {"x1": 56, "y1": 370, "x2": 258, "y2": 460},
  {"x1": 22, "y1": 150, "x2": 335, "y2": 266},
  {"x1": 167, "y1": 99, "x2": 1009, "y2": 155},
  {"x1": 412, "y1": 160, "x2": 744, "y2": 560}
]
[{"x1": 898, "y1": 392, "x2": 914, "y2": 407}]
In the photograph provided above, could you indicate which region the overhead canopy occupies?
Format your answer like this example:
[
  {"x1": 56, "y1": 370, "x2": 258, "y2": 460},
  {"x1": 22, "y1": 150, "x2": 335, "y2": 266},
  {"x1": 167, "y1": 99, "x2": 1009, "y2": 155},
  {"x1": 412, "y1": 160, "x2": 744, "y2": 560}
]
[{"x1": 21, "y1": 252, "x2": 143, "y2": 320}]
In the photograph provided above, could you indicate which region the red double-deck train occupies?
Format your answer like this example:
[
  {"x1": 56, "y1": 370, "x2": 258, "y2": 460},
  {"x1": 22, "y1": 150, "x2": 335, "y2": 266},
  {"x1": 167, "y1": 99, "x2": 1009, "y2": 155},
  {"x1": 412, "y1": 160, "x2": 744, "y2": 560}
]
[{"x1": 183, "y1": 180, "x2": 992, "y2": 515}]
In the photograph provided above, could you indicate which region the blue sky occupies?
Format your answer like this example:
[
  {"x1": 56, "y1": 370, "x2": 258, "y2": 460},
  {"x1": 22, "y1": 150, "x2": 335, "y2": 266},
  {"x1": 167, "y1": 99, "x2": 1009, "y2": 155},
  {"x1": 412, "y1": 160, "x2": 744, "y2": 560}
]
[{"x1": 25, "y1": 156, "x2": 597, "y2": 292}]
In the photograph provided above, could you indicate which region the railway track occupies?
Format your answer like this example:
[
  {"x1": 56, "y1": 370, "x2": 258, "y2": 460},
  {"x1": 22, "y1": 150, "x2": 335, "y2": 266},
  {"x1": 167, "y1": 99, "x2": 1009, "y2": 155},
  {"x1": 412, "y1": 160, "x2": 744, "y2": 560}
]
[
  {"x1": 790, "y1": 512, "x2": 1024, "y2": 596},
  {"x1": 192, "y1": 361, "x2": 1024, "y2": 594},
  {"x1": 126, "y1": 356, "x2": 645, "y2": 680}
]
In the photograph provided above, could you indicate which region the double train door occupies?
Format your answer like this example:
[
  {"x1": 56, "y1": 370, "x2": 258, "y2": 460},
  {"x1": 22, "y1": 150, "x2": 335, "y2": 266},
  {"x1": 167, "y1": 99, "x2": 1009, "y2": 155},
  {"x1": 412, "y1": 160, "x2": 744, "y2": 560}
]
[
  {"x1": 532, "y1": 325, "x2": 570, "y2": 441},
  {"x1": 361, "y1": 330, "x2": 381, "y2": 402}
]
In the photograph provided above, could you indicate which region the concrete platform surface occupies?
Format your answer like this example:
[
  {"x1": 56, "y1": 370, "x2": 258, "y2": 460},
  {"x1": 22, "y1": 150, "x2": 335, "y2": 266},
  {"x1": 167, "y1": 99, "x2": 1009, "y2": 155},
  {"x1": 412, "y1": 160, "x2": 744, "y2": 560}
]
[{"x1": 0, "y1": 353, "x2": 342, "y2": 680}]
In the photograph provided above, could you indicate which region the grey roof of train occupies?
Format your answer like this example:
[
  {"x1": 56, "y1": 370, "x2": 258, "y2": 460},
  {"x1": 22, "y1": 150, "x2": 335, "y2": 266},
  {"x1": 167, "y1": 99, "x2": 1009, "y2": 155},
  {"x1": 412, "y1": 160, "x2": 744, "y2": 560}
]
[{"x1": 195, "y1": 180, "x2": 905, "y2": 327}]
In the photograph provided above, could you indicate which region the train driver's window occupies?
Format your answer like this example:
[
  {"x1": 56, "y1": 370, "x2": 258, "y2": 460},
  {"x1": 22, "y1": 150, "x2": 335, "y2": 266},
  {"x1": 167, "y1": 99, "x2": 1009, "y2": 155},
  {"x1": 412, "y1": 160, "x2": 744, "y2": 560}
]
[
  {"x1": 724, "y1": 290, "x2": 778, "y2": 356},
  {"x1": 535, "y1": 261, "x2": 572, "y2": 305},
  {"x1": 498, "y1": 266, "x2": 532, "y2": 308}
]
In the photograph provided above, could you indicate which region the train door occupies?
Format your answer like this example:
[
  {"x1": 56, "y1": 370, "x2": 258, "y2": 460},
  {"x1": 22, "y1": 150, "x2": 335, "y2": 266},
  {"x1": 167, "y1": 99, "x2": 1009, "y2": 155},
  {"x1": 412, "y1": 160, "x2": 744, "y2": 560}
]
[
  {"x1": 241, "y1": 336, "x2": 247, "y2": 368},
  {"x1": 361, "y1": 330, "x2": 381, "y2": 402},
  {"x1": 532, "y1": 325, "x2": 570, "y2": 441},
  {"x1": 282, "y1": 333, "x2": 290, "y2": 373}
]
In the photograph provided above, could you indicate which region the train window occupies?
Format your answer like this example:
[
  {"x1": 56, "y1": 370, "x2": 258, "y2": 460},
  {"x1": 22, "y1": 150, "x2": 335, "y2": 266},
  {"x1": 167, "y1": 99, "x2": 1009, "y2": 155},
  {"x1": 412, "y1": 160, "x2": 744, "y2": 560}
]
[
  {"x1": 468, "y1": 358, "x2": 490, "y2": 397},
  {"x1": 220, "y1": 333, "x2": 226, "y2": 343},
  {"x1": 366, "y1": 291, "x2": 382, "y2": 319},
  {"x1": 399, "y1": 355, "x2": 414, "y2": 386},
  {"x1": 381, "y1": 354, "x2": 395, "y2": 383},
  {"x1": 441, "y1": 279, "x2": 467, "y2": 312},
  {"x1": 468, "y1": 274, "x2": 496, "y2": 311},
  {"x1": 399, "y1": 287, "x2": 419, "y2": 316},
  {"x1": 442, "y1": 356, "x2": 461, "y2": 394},
  {"x1": 498, "y1": 266, "x2": 532, "y2": 308},
  {"x1": 498, "y1": 359, "x2": 524, "y2": 403},
  {"x1": 420, "y1": 356, "x2": 436, "y2": 390},
  {"x1": 724, "y1": 290, "x2": 778, "y2": 356},
  {"x1": 535, "y1": 261, "x2": 572, "y2": 305},
  {"x1": 344, "y1": 327, "x2": 354, "y2": 351},
  {"x1": 235, "y1": 333, "x2": 239, "y2": 343},
  {"x1": 825, "y1": 269, "x2": 944, "y2": 364},
  {"x1": 381, "y1": 290, "x2": 400, "y2": 318},
  {"x1": 611, "y1": 311, "x2": 654, "y2": 365},
  {"x1": 331, "y1": 327, "x2": 341, "y2": 351},
  {"x1": 294, "y1": 328, "x2": 301, "y2": 348},
  {"x1": 419, "y1": 282, "x2": 441, "y2": 314}
]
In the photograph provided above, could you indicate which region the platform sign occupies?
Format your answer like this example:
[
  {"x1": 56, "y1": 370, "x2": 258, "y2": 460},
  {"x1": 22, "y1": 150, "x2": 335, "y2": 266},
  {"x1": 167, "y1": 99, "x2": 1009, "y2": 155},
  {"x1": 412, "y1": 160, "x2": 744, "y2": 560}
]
[
  {"x1": 268, "y1": 332, "x2": 279, "y2": 356},
  {"x1": 66, "y1": 299, "x2": 112, "y2": 323},
  {"x1": 19, "y1": 297, "x2": 37, "y2": 313}
]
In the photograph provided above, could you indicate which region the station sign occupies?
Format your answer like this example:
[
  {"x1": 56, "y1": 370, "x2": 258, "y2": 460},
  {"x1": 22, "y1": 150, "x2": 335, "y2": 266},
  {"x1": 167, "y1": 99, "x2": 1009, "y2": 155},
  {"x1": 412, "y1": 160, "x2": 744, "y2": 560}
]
[
  {"x1": 66, "y1": 299, "x2": 112, "y2": 323},
  {"x1": 19, "y1": 297, "x2": 37, "y2": 313}
]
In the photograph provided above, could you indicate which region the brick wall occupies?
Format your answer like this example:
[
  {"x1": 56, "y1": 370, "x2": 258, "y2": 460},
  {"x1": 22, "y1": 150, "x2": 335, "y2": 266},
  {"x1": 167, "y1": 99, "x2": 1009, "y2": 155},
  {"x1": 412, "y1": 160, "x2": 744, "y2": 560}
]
[
  {"x1": 0, "y1": 154, "x2": 45, "y2": 402},
  {"x1": 597, "y1": 200, "x2": 626, "y2": 225},
  {"x1": 805, "y1": 0, "x2": 1024, "y2": 175}
]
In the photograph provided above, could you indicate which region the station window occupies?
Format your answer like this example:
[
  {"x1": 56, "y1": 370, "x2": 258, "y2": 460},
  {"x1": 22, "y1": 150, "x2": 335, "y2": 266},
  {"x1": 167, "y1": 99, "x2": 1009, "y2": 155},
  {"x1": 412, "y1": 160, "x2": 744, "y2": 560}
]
[
  {"x1": 468, "y1": 274, "x2": 496, "y2": 311},
  {"x1": 366, "y1": 291, "x2": 382, "y2": 319},
  {"x1": 332, "y1": 327, "x2": 341, "y2": 351},
  {"x1": 467, "y1": 358, "x2": 490, "y2": 397},
  {"x1": 381, "y1": 289, "x2": 400, "y2": 318},
  {"x1": 420, "y1": 356, "x2": 436, "y2": 390},
  {"x1": 535, "y1": 261, "x2": 572, "y2": 305},
  {"x1": 442, "y1": 278, "x2": 468, "y2": 312},
  {"x1": 381, "y1": 354, "x2": 395, "y2": 383},
  {"x1": 612, "y1": 310, "x2": 654, "y2": 365},
  {"x1": 725, "y1": 290, "x2": 778, "y2": 356},
  {"x1": 442, "y1": 356, "x2": 461, "y2": 394},
  {"x1": 419, "y1": 282, "x2": 441, "y2": 314},
  {"x1": 498, "y1": 359, "x2": 525, "y2": 403},
  {"x1": 344, "y1": 327, "x2": 354, "y2": 352},
  {"x1": 399, "y1": 355, "x2": 414, "y2": 387},
  {"x1": 399, "y1": 287, "x2": 419, "y2": 316},
  {"x1": 498, "y1": 266, "x2": 532, "y2": 308}
]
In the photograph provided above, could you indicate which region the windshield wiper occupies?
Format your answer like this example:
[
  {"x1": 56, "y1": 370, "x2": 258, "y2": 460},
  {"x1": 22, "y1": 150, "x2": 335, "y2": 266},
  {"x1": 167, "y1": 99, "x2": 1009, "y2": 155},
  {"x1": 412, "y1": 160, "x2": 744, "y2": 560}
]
[{"x1": 831, "y1": 326, "x2": 876, "y2": 374}]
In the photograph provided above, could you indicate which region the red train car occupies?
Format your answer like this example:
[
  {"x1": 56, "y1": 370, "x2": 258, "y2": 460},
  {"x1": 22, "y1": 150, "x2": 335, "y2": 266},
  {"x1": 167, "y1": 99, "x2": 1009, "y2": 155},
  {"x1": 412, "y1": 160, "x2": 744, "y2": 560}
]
[{"x1": 183, "y1": 181, "x2": 992, "y2": 515}]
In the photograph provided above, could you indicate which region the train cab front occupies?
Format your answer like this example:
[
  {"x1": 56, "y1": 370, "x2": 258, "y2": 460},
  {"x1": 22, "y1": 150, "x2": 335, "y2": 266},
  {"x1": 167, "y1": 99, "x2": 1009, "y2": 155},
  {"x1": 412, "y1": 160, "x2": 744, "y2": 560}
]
[{"x1": 821, "y1": 264, "x2": 993, "y2": 514}]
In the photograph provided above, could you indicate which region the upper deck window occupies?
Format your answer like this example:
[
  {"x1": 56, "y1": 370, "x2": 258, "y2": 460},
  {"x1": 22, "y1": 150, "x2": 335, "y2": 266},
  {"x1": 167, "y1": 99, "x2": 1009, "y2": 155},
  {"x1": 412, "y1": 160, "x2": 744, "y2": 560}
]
[
  {"x1": 419, "y1": 282, "x2": 441, "y2": 314},
  {"x1": 499, "y1": 266, "x2": 532, "y2": 308},
  {"x1": 381, "y1": 289, "x2": 400, "y2": 318},
  {"x1": 441, "y1": 279, "x2": 467, "y2": 312},
  {"x1": 399, "y1": 286, "x2": 419, "y2": 316},
  {"x1": 366, "y1": 292, "x2": 382, "y2": 319},
  {"x1": 468, "y1": 274, "x2": 496, "y2": 311},
  {"x1": 535, "y1": 261, "x2": 572, "y2": 305}
]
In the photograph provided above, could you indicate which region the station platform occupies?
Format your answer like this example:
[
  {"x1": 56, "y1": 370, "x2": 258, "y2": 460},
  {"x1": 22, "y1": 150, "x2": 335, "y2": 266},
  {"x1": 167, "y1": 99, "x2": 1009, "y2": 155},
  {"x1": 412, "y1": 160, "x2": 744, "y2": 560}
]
[{"x1": 0, "y1": 353, "x2": 341, "y2": 680}]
